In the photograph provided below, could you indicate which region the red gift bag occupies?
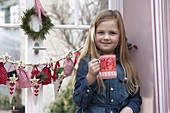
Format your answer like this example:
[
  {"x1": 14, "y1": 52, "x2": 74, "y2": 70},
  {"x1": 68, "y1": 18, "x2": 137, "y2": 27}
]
[
  {"x1": 16, "y1": 66, "x2": 32, "y2": 89},
  {"x1": 42, "y1": 65, "x2": 52, "y2": 85},
  {"x1": 0, "y1": 62, "x2": 7, "y2": 85},
  {"x1": 31, "y1": 65, "x2": 40, "y2": 79}
]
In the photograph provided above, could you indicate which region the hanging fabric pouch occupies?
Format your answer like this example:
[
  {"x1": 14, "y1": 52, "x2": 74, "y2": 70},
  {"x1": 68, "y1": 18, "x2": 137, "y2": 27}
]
[
  {"x1": 41, "y1": 65, "x2": 52, "y2": 85},
  {"x1": 17, "y1": 66, "x2": 32, "y2": 89},
  {"x1": 63, "y1": 57, "x2": 74, "y2": 77},
  {"x1": 31, "y1": 65, "x2": 40, "y2": 79},
  {"x1": 0, "y1": 62, "x2": 8, "y2": 85}
]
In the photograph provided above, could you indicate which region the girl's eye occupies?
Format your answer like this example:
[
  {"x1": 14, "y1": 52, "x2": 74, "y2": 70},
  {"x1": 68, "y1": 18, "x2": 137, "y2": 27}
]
[
  {"x1": 97, "y1": 31, "x2": 104, "y2": 35},
  {"x1": 109, "y1": 31, "x2": 116, "y2": 35}
]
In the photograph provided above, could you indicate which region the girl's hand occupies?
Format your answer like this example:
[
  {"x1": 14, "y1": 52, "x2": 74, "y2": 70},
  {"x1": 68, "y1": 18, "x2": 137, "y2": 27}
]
[
  {"x1": 120, "y1": 107, "x2": 133, "y2": 113},
  {"x1": 86, "y1": 58, "x2": 100, "y2": 85}
]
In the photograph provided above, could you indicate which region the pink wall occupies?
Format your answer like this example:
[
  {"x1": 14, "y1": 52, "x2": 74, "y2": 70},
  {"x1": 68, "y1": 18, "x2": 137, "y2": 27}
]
[{"x1": 123, "y1": 0, "x2": 154, "y2": 113}]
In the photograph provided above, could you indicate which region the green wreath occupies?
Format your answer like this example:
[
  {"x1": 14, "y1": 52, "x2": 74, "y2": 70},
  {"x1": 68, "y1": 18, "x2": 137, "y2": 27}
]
[{"x1": 20, "y1": 7, "x2": 53, "y2": 40}]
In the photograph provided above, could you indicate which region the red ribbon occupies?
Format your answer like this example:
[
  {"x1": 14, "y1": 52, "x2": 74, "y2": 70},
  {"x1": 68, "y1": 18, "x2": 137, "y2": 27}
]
[
  {"x1": 53, "y1": 61, "x2": 60, "y2": 81},
  {"x1": 74, "y1": 51, "x2": 80, "y2": 66},
  {"x1": 34, "y1": 0, "x2": 46, "y2": 26}
]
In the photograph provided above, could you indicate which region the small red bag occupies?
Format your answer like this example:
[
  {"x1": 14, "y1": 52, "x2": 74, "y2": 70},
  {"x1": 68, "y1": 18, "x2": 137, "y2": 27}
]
[
  {"x1": 0, "y1": 62, "x2": 7, "y2": 85},
  {"x1": 16, "y1": 66, "x2": 32, "y2": 89},
  {"x1": 31, "y1": 65, "x2": 40, "y2": 79},
  {"x1": 42, "y1": 65, "x2": 52, "y2": 85}
]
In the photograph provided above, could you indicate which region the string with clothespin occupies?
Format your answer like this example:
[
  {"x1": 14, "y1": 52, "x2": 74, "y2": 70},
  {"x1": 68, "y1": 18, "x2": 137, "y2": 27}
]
[
  {"x1": 51, "y1": 45, "x2": 83, "y2": 63},
  {"x1": 0, "y1": 45, "x2": 83, "y2": 69}
]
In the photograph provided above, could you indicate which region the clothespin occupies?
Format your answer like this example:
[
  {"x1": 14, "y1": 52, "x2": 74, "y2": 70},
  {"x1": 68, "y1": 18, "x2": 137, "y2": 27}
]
[
  {"x1": 66, "y1": 52, "x2": 72, "y2": 59},
  {"x1": 3, "y1": 54, "x2": 11, "y2": 63}
]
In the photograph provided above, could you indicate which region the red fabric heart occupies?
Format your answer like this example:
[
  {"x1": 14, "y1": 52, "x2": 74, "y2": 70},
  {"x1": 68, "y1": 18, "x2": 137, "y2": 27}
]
[
  {"x1": 9, "y1": 83, "x2": 15, "y2": 87},
  {"x1": 10, "y1": 88, "x2": 14, "y2": 91},
  {"x1": 10, "y1": 92, "x2": 13, "y2": 94},
  {"x1": 34, "y1": 90, "x2": 38, "y2": 93},
  {"x1": 34, "y1": 94, "x2": 38, "y2": 96},
  {"x1": 34, "y1": 85, "x2": 39, "y2": 89}
]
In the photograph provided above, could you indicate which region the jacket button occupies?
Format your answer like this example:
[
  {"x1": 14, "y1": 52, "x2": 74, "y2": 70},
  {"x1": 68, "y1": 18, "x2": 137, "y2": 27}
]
[
  {"x1": 110, "y1": 88, "x2": 114, "y2": 91},
  {"x1": 110, "y1": 111, "x2": 113, "y2": 113},
  {"x1": 111, "y1": 99, "x2": 114, "y2": 102},
  {"x1": 87, "y1": 89, "x2": 90, "y2": 93}
]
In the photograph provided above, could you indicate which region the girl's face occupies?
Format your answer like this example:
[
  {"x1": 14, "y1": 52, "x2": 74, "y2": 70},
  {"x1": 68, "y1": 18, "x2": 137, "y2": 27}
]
[{"x1": 95, "y1": 20, "x2": 119, "y2": 54}]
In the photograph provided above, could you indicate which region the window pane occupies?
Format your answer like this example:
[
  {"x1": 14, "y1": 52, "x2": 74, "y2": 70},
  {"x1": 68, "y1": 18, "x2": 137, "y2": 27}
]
[
  {"x1": 44, "y1": 29, "x2": 87, "y2": 57},
  {"x1": 0, "y1": 0, "x2": 19, "y2": 24},
  {"x1": 44, "y1": 0, "x2": 108, "y2": 25},
  {"x1": 79, "y1": 0, "x2": 108, "y2": 25},
  {"x1": 0, "y1": 28, "x2": 22, "y2": 113},
  {"x1": 0, "y1": 28, "x2": 20, "y2": 59},
  {"x1": 44, "y1": 0, "x2": 74, "y2": 25}
]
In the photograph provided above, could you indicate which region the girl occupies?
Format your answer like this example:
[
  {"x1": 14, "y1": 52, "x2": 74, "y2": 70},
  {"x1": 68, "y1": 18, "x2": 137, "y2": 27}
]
[{"x1": 73, "y1": 10, "x2": 142, "y2": 113}]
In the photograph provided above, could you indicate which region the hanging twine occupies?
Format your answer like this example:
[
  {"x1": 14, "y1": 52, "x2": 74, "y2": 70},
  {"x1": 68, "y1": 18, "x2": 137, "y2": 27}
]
[{"x1": 0, "y1": 46, "x2": 83, "y2": 67}]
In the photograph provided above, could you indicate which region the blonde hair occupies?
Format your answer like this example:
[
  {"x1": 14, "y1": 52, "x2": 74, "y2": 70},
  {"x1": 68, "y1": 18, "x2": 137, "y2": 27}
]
[{"x1": 75, "y1": 10, "x2": 140, "y2": 94}]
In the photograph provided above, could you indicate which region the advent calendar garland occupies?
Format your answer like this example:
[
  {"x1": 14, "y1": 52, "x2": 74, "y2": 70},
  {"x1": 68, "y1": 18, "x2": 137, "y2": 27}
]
[
  {"x1": 20, "y1": 7, "x2": 53, "y2": 40},
  {"x1": 0, "y1": 48, "x2": 82, "y2": 104}
]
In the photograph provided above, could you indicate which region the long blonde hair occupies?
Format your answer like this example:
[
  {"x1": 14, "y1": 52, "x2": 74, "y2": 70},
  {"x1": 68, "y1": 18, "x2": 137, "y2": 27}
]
[{"x1": 75, "y1": 10, "x2": 140, "y2": 94}]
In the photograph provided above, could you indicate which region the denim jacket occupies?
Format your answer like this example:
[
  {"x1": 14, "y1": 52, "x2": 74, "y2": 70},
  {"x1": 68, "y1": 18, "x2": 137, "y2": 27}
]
[{"x1": 73, "y1": 56, "x2": 142, "y2": 113}]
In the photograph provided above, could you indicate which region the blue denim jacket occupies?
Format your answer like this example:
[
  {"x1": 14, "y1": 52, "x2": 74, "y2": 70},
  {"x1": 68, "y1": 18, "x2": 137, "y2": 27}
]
[{"x1": 73, "y1": 56, "x2": 142, "y2": 113}]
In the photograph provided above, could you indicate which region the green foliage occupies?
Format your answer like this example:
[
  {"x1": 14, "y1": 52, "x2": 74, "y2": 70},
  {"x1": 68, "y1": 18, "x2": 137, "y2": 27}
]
[
  {"x1": 37, "y1": 71, "x2": 48, "y2": 81},
  {"x1": 20, "y1": 7, "x2": 54, "y2": 40},
  {"x1": 0, "y1": 89, "x2": 22, "y2": 110},
  {"x1": 48, "y1": 81, "x2": 76, "y2": 113}
]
